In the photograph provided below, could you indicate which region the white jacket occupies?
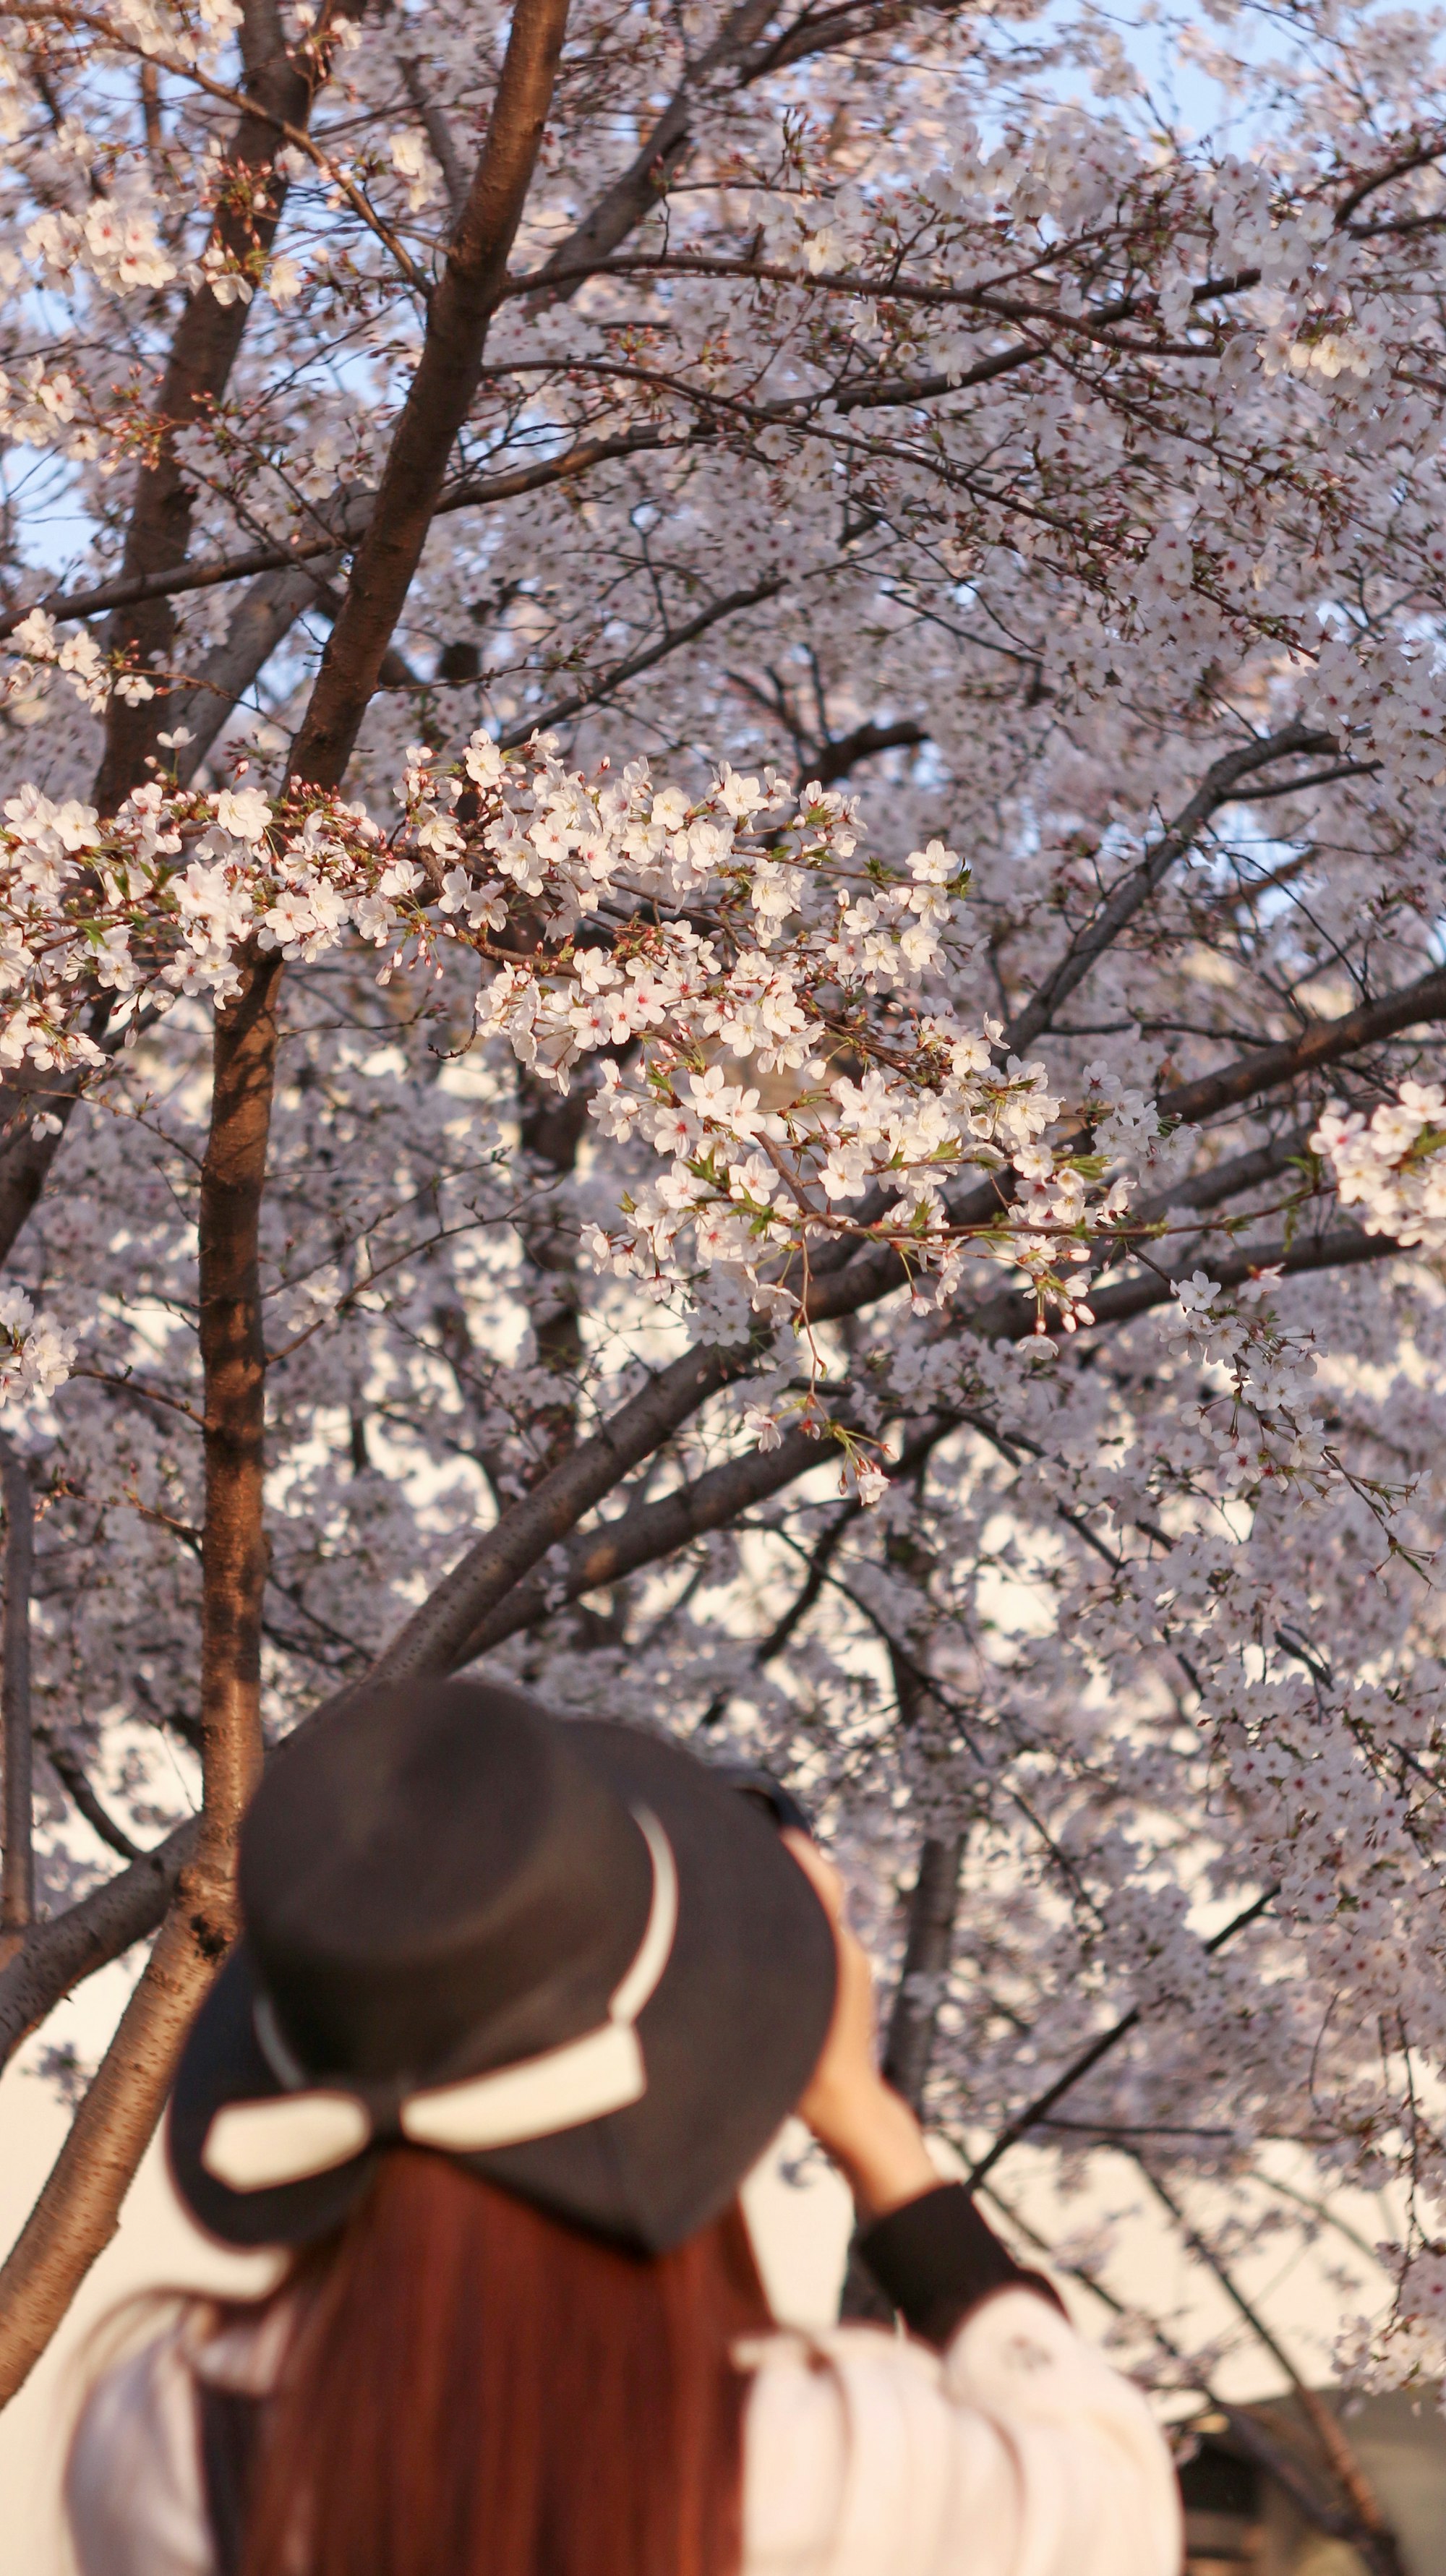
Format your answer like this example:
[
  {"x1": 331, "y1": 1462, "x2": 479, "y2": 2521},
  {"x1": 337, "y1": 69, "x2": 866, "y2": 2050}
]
[{"x1": 67, "y1": 2285, "x2": 1181, "y2": 2576}]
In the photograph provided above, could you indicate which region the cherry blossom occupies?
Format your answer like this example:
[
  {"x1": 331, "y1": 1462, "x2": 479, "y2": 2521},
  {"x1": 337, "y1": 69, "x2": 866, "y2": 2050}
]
[{"x1": 7, "y1": 0, "x2": 1446, "y2": 2499}]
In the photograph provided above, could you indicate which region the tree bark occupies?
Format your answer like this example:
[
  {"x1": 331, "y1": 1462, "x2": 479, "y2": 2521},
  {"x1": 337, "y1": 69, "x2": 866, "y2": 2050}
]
[
  {"x1": 513, "y1": 1077, "x2": 591, "y2": 1479},
  {"x1": 1293, "y1": 2387, "x2": 1409, "y2": 2576},
  {"x1": 1158, "y1": 960, "x2": 1446, "y2": 1129},
  {"x1": 168, "y1": 557, "x2": 346, "y2": 782},
  {"x1": 287, "y1": 0, "x2": 572, "y2": 790},
  {"x1": 839, "y1": 1828, "x2": 965, "y2": 2327},
  {"x1": 0, "y1": 1081, "x2": 82, "y2": 1278},
  {"x1": 362, "y1": 1338, "x2": 749, "y2": 1683},
  {"x1": 0, "y1": 995, "x2": 128, "y2": 1282},
  {"x1": 0, "y1": 959, "x2": 280, "y2": 2405},
  {"x1": 93, "y1": 0, "x2": 365, "y2": 813},
  {"x1": 195, "y1": 959, "x2": 282, "y2": 1867}
]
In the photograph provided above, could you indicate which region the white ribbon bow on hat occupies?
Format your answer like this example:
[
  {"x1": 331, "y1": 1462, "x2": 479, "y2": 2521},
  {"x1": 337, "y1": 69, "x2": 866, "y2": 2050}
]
[{"x1": 202, "y1": 1808, "x2": 679, "y2": 2194}]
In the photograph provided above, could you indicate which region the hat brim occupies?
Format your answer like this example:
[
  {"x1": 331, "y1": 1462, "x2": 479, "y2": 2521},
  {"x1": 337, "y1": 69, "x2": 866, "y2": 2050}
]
[{"x1": 168, "y1": 1718, "x2": 837, "y2": 2256}]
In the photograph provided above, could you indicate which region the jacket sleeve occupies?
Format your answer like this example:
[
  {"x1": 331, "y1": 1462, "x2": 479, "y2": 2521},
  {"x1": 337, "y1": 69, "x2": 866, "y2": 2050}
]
[
  {"x1": 65, "y1": 2329, "x2": 217, "y2": 2576},
  {"x1": 740, "y1": 2290, "x2": 1182, "y2": 2576}
]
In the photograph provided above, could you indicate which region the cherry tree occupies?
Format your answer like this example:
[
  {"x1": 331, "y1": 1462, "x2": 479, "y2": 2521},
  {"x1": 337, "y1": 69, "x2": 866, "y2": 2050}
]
[{"x1": 3, "y1": 0, "x2": 1446, "y2": 2550}]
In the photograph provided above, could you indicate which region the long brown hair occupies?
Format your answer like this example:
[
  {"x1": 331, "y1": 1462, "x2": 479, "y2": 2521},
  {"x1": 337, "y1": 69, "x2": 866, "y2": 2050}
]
[{"x1": 232, "y1": 2151, "x2": 774, "y2": 2576}]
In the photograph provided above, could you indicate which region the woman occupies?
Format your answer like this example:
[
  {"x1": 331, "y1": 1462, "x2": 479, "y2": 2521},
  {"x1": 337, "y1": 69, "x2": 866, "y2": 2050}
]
[{"x1": 67, "y1": 1679, "x2": 1181, "y2": 2576}]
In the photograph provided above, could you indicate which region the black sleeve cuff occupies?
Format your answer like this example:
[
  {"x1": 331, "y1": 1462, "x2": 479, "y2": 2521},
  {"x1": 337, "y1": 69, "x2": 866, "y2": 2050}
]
[{"x1": 857, "y1": 2181, "x2": 1065, "y2": 2349}]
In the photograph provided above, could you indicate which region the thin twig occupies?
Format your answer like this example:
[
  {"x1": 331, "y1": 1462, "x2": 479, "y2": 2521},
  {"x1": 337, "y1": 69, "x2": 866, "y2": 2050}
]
[
  {"x1": 35, "y1": 1729, "x2": 141, "y2": 1865},
  {"x1": 1138, "y1": 2160, "x2": 1406, "y2": 2574},
  {"x1": 964, "y1": 1883, "x2": 1280, "y2": 2191},
  {"x1": 980, "y1": 2181, "x2": 1377, "y2": 2549}
]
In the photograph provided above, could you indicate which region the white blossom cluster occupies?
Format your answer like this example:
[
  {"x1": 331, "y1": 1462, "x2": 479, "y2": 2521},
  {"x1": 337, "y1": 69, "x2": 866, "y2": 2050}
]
[
  {"x1": 0, "y1": 742, "x2": 1152, "y2": 1353},
  {"x1": 1165, "y1": 1268, "x2": 1327, "y2": 1497},
  {"x1": 10, "y1": 0, "x2": 1446, "y2": 2426},
  {"x1": 1312, "y1": 1084, "x2": 1446, "y2": 1249},
  {"x1": 0, "y1": 1285, "x2": 74, "y2": 1405}
]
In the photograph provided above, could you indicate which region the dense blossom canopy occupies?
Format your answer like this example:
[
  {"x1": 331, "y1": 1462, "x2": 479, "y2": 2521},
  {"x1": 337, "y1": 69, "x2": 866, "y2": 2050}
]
[{"x1": 6, "y1": 0, "x2": 1446, "y2": 2468}]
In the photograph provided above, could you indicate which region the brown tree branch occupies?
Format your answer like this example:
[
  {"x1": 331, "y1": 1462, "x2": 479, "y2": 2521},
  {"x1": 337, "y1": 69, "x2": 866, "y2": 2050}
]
[
  {"x1": 1158, "y1": 962, "x2": 1446, "y2": 1129},
  {"x1": 453, "y1": 1411, "x2": 850, "y2": 1664},
  {"x1": 0, "y1": 435, "x2": 667, "y2": 644},
  {"x1": 0, "y1": 1816, "x2": 196, "y2": 2071},
  {"x1": 1134, "y1": 1131, "x2": 1310, "y2": 1225},
  {"x1": 839, "y1": 1818, "x2": 966, "y2": 2326},
  {"x1": 0, "y1": 1419, "x2": 897, "y2": 2071},
  {"x1": 0, "y1": 1898, "x2": 221, "y2": 2404},
  {"x1": 494, "y1": 575, "x2": 787, "y2": 740},
  {"x1": 962, "y1": 1883, "x2": 1280, "y2": 2192},
  {"x1": 0, "y1": 993, "x2": 139, "y2": 1281},
  {"x1": 0, "y1": 334, "x2": 1032, "y2": 650},
  {"x1": 459, "y1": 1413, "x2": 960, "y2": 1673},
  {"x1": 374, "y1": 1207, "x2": 1402, "y2": 1693},
  {"x1": 983, "y1": 2181, "x2": 1379, "y2": 2549},
  {"x1": 93, "y1": 0, "x2": 367, "y2": 810},
  {"x1": 528, "y1": 0, "x2": 778, "y2": 299},
  {"x1": 0, "y1": 334, "x2": 1102, "y2": 649},
  {"x1": 964, "y1": 1224, "x2": 1399, "y2": 1344},
  {"x1": 1139, "y1": 2162, "x2": 1407, "y2": 2576},
  {"x1": 168, "y1": 555, "x2": 345, "y2": 781},
  {"x1": 365, "y1": 1338, "x2": 753, "y2": 1682},
  {"x1": 288, "y1": 0, "x2": 573, "y2": 789},
  {"x1": 35, "y1": 1731, "x2": 142, "y2": 1865},
  {"x1": 194, "y1": 958, "x2": 281, "y2": 1896},
  {"x1": 398, "y1": 51, "x2": 469, "y2": 225},
  {"x1": 808, "y1": 715, "x2": 927, "y2": 787},
  {"x1": 1004, "y1": 724, "x2": 1340, "y2": 1056}
]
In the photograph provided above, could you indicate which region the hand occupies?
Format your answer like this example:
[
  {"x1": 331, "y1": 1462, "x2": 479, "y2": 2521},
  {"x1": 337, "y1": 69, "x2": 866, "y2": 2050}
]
[{"x1": 784, "y1": 1831, "x2": 942, "y2": 2222}]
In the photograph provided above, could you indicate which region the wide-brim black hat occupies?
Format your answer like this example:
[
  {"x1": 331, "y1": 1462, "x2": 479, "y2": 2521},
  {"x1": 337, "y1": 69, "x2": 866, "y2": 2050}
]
[{"x1": 168, "y1": 1681, "x2": 836, "y2": 2256}]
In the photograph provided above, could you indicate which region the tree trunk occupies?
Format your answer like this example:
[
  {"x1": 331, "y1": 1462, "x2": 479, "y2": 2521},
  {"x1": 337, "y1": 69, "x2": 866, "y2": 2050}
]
[
  {"x1": 0, "y1": 959, "x2": 280, "y2": 2404},
  {"x1": 840, "y1": 1831, "x2": 964, "y2": 2324},
  {"x1": 195, "y1": 959, "x2": 282, "y2": 1870},
  {"x1": 882, "y1": 1833, "x2": 966, "y2": 2115},
  {"x1": 1292, "y1": 2387, "x2": 1410, "y2": 2576},
  {"x1": 0, "y1": 0, "x2": 570, "y2": 2365}
]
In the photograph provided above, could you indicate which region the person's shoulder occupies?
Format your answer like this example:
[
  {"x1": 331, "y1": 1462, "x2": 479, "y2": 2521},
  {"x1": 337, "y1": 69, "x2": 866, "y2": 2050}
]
[
  {"x1": 66, "y1": 2299, "x2": 286, "y2": 2576},
  {"x1": 67, "y1": 2316, "x2": 212, "y2": 2576}
]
